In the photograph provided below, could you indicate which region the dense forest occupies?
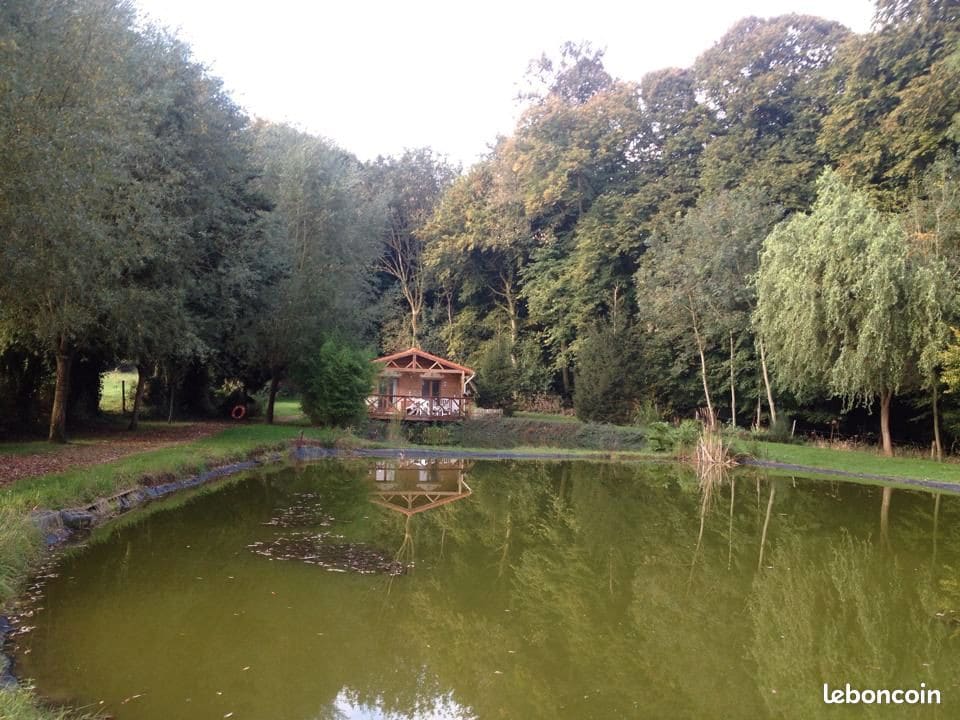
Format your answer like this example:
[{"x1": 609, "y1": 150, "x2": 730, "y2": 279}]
[{"x1": 1, "y1": 0, "x2": 959, "y2": 454}]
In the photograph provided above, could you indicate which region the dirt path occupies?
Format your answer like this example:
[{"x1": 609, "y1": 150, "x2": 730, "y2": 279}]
[{"x1": 0, "y1": 422, "x2": 227, "y2": 487}]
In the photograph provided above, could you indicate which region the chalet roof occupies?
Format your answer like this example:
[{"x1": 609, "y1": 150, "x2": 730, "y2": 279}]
[{"x1": 373, "y1": 347, "x2": 474, "y2": 375}]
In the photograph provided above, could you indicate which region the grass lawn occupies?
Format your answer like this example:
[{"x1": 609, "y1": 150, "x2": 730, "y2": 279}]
[
  {"x1": 100, "y1": 369, "x2": 138, "y2": 414},
  {"x1": 0, "y1": 441, "x2": 72, "y2": 457},
  {"x1": 273, "y1": 398, "x2": 305, "y2": 422},
  {"x1": 735, "y1": 438, "x2": 960, "y2": 484}
]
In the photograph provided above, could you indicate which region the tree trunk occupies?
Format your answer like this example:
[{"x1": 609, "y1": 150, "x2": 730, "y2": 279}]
[
  {"x1": 167, "y1": 383, "x2": 176, "y2": 423},
  {"x1": 266, "y1": 371, "x2": 281, "y2": 425},
  {"x1": 494, "y1": 273, "x2": 519, "y2": 366},
  {"x1": 688, "y1": 300, "x2": 714, "y2": 427},
  {"x1": 48, "y1": 338, "x2": 73, "y2": 443},
  {"x1": 410, "y1": 310, "x2": 419, "y2": 348},
  {"x1": 508, "y1": 307, "x2": 518, "y2": 368},
  {"x1": 611, "y1": 284, "x2": 622, "y2": 333},
  {"x1": 758, "y1": 339, "x2": 777, "y2": 425},
  {"x1": 932, "y1": 384, "x2": 942, "y2": 462},
  {"x1": 729, "y1": 331, "x2": 736, "y2": 428},
  {"x1": 879, "y1": 389, "x2": 893, "y2": 457},
  {"x1": 128, "y1": 363, "x2": 147, "y2": 431}
]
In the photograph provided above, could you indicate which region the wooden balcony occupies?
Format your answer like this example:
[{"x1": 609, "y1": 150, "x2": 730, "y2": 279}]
[{"x1": 366, "y1": 394, "x2": 470, "y2": 421}]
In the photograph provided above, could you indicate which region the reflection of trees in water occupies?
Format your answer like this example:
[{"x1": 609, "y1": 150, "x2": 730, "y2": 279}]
[
  {"x1": 382, "y1": 461, "x2": 769, "y2": 718},
  {"x1": 100, "y1": 459, "x2": 956, "y2": 720},
  {"x1": 215, "y1": 464, "x2": 960, "y2": 718},
  {"x1": 750, "y1": 521, "x2": 960, "y2": 719}
]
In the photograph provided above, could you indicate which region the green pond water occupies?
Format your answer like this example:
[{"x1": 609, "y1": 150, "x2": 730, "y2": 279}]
[{"x1": 9, "y1": 459, "x2": 960, "y2": 719}]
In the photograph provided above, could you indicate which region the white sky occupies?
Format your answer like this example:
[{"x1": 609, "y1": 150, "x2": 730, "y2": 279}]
[{"x1": 133, "y1": 0, "x2": 875, "y2": 168}]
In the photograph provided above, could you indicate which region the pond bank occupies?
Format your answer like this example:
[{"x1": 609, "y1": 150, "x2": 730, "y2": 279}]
[{"x1": 741, "y1": 456, "x2": 960, "y2": 494}]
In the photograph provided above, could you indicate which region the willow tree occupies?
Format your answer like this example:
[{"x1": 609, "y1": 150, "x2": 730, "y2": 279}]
[
  {"x1": 755, "y1": 169, "x2": 945, "y2": 455},
  {"x1": 943, "y1": 329, "x2": 960, "y2": 392}
]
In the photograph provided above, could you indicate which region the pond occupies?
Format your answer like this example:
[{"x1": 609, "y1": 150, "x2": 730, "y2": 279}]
[{"x1": 7, "y1": 458, "x2": 960, "y2": 719}]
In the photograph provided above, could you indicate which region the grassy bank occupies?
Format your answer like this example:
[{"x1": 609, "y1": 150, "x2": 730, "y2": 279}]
[
  {"x1": 737, "y1": 438, "x2": 960, "y2": 484},
  {"x1": 2, "y1": 424, "x2": 345, "y2": 514},
  {"x1": 0, "y1": 687, "x2": 95, "y2": 720}
]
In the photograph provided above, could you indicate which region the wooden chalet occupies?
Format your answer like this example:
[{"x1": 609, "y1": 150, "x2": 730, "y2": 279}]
[{"x1": 367, "y1": 348, "x2": 474, "y2": 421}]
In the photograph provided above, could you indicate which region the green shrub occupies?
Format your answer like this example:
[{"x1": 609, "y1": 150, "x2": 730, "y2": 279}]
[
  {"x1": 676, "y1": 419, "x2": 701, "y2": 450},
  {"x1": 764, "y1": 415, "x2": 799, "y2": 444},
  {"x1": 421, "y1": 424, "x2": 455, "y2": 445},
  {"x1": 473, "y1": 335, "x2": 518, "y2": 413},
  {"x1": 632, "y1": 398, "x2": 662, "y2": 427},
  {"x1": 646, "y1": 421, "x2": 674, "y2": 452},
  {"x1": 645, "y1": 419, "x2": 701, "y2": 453},
  {"x1": 297, "y1": 339, "x2": 375, "y2": 427},
  {"x1": 574, "y1": 321, "x2": 641, "y2": 424}
]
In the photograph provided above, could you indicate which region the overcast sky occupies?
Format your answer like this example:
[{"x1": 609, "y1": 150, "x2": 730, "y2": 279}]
[{"x1": 133, "y1": 0, "x2": 875, "y2": 167}]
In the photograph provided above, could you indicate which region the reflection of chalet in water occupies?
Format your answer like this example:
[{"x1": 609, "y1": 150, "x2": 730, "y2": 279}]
[
  {"x1": 369, "y1": 459, "x2": 472, "y2": 516},
  {"x1": 367, "y1": 348, "x2": 475, "y2": 422}
]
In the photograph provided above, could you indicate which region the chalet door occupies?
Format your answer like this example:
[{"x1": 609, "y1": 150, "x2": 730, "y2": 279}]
[
  {"x1": 378, "y1": 378, "x2": 398, "y2": 411},
  {"x1": 420, "y1": 379, "x2": 441, "y2": 416}
]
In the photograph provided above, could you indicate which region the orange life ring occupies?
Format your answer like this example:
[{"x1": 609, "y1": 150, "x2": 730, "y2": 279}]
[{"x1": 231, "y1": 404, "x2": 247, "y2": 421}]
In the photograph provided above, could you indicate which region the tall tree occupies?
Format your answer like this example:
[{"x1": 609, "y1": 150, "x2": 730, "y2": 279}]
[
  {"x1": 695, "y1": 15, "x2": 849, "y2": 210},
  {"x1": 250, "y1": 123, "x2": 381, "y2": 423},
  {"x1": 902, "y1": 153, "x2": 960, "y2": 456},
  {"x1": 421, "y1": 148, "x2": 531, "y2": 360},
  {"x1": 635, "y1": 186, "x2": 783, "y2": 425},
  {"x1": 509, "y1": 50, "x2": 646, "y2": 393},
  {"x1": 118, "y1": 33, "x2": 269, "y2": 428},
  {"x1": 370, "y1": 149, "x2": 456, "y2": 349},
  {"x1": 819, "y1": 0, "x2": 960, "y2": 198},
  {"x1": 0, "y1": 0, "x2": 170, "y2": 440}
]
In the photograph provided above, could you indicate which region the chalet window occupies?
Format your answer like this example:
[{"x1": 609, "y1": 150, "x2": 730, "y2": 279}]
[{"x1": 421, "y1": 379, "x2": 440, "y2": 398}]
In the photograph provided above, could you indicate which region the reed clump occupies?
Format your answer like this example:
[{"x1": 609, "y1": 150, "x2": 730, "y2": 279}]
[{"x1": 695, "y1": 424, "x2": 738, "y2": 473}]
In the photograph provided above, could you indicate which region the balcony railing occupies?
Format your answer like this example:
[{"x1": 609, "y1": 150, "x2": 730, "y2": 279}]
[{"x1": 366, "y1": 394, "x2": 469, "y2": 421}]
